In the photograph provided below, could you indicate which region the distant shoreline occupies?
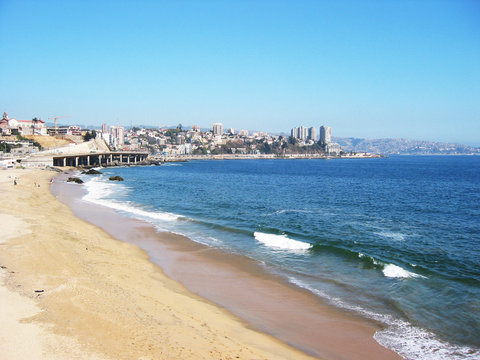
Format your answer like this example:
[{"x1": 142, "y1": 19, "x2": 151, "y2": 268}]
[{"x1": 155, "y1": 153, "x2": 385, "y2": 162}]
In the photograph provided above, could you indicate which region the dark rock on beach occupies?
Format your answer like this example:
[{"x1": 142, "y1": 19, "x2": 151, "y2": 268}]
[
  {"x1": 83, "y1": 169, "x2": 102, "y2": 175},
  {"x1": 66, "y1": 177, "x2": 84, "y2": 184},
  {"x1": 109, "y1": 176, "x2": 124, "y2": 181}
]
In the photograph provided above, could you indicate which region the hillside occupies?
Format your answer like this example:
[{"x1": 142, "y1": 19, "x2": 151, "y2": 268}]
[
  {"x1": 24, "y1": 135, "x2": 73, "y2": 149},
  {"x1": 333, "y1": 137, "x2": 480, "y2": 155}
]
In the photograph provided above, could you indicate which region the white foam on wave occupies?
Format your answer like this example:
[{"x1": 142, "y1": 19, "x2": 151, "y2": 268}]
[
  {"x1": 287, "y1": 277, "x2": 479, "y2": 360},
  {"x1": 254, "y1": 232, "x2": 312, "y2": 250},
  {"x1": 83, "y1": 173, "x2": 117, "y2": 198},
  {"x1": 375, "y1": 231, "x2": 406, "y2": 241},
  {"x1": 275, "y1": 209, "x2": 315, "y2": 215},
  {"x1": 358, "y1": 253, "x2": 425, "y2": 279},
  {"x1": 382, "y1": 264, "x2": 415, "y2": 278},
  {"x1": 375, "y1": 322, "x2": 480, "y2": 360},
  {"x1": 82, "y1": 176, "x2": 180, "y2": 222},
  {"x1": 383, "y1": 264, "x2": 426, "y2": 279}
]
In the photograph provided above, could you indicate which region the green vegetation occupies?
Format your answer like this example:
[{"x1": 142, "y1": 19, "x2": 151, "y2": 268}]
[
  {"x1": 0, "y1": 142, "x2": 12, "y2": 153},
  {"x1": 192, "y1": 146, "x2": 208, "y2": 155},
  {"x1": 163, "y1": 128, "x2": 181, "y2": 138},
  {"x1": 83, "y1": 130, "x2": 97, "y2": 141}
]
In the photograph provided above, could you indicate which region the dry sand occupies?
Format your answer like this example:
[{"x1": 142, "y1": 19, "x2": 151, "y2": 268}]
[{"x1": 0, "y1": 168, "x2": 315, "y2": 360}]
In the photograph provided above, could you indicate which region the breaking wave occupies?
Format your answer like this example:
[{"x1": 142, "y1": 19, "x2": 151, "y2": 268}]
[
  {"x1": 287, "y1": 277, "x2": 479, "y2": 360},
  {"x1": 254, "y1": 232, "x2": 312, "y2": 250},
  {"x1": 82, "y1": 176, "x2": 180, "y2": 222}
]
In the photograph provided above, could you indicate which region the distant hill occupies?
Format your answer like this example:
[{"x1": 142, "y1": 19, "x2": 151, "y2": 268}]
[{"x1": 333, "y1": 137, "x2": 480, "y2": 155}]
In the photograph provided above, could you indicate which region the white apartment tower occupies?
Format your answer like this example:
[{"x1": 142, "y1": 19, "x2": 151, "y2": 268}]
[
  {"x1": 110, "y1": 126, "x2": 125, "y2": 148},
  {"x1": 212, "y1": 123, "x2": 223, "y2": 136},
  {"x1": 298, "y1": 126, "x2": 308, "y2": 140},
  {"x1": 308, "y1": 127, "x2": 317, "y2": 141},
  {"x1": 320, "y1": 126, "x2": 332, "y2": 146},
  {"x1": 291, "y1": 127, "x2": 298, "y2": 138},
  {"x1": 291, "y1": 126, "x2": 313, "y2": 141}
]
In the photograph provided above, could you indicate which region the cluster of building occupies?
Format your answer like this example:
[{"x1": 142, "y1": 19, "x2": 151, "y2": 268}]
[
  {"x1": 290, "y1": 126, "x2": 317, "y2": 142},
  {"x1": 115, "y1": 122, "x2": 342, "y2": 156},
  {"x1": 0, "y1": 112, "x2": 83, "y2": 137},
  {"x1": 0, "y1": 112, "x2": 48, "y2": 136},
  {"x1": 100, "y1": 123, "x2": 125, "y2": 150},
  {"x1": 0, "y1": 110, "x2": 343, "y2": 158},
  {"x1": 290, "y1": 125, "x2": 342, "y2": 154}
]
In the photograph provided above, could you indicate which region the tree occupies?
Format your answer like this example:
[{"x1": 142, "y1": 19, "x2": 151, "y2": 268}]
[
  {"x1": 0, "y1": 142, "x2": 12, "y2": 153},
  {"x1": 261, "y1": 142, "x2": 271, "y2": 154},
  {"x1": 83, "y1": 130, "x2": 97, "y2": 141}
]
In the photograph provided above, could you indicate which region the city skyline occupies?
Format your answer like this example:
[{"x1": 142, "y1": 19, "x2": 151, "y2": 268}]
[{"x1": 1, "y1": 1, "x2": 479, "y2": 146}]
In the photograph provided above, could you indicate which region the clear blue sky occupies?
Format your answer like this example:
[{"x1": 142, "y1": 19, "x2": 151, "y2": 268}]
[{"x1": 1, "y1": 0, "x2": 479, "y2": 145}]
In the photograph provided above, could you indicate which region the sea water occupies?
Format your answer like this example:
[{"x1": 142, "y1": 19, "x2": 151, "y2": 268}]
[{"x1": 79, "y1": 156, "x2": 480, "y2": 359}]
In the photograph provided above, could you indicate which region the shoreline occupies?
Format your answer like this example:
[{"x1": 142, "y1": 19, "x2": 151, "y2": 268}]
[
  {"x1": 0, "y1": 168, "x2": 316, "y2": 359},
  {"x1": 160, "y1": 153, "x2": 385, "y2": 160},
  {"x1": 52, "y1": 169, "x2": 401, "y2": 360}
]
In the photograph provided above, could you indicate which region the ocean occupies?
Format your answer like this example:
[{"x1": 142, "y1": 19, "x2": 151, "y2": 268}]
[{"x1": 79, "y1": 156, "x2": 480, "y2": 359}]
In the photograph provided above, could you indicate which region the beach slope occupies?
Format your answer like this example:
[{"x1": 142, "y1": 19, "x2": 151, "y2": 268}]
[{"x1": 0, "y1": 168, "x2": 315, "y2": 360}]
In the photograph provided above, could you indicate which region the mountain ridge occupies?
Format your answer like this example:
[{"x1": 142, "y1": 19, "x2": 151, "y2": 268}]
[{"x1": 332, "y1": 137, "x2": 480, "y2": 155}]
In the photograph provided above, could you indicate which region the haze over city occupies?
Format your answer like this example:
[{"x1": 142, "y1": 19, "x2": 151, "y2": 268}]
[{"x1": 1, "y1": 0, "x2": 479, "y2": 146}]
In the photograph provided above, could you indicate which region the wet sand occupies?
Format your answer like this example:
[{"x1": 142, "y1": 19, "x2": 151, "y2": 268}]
[{"x1": 52, "y1": 170, "x2": 401, "y2": 360}]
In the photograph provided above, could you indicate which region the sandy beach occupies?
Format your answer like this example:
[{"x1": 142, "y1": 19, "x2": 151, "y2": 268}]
[
  {"x1": 0, "y1": 167, "x2": 401, "y2": 360},
  {"x1": 0, "y1": 168, "x2": 317, "y2": 359}
]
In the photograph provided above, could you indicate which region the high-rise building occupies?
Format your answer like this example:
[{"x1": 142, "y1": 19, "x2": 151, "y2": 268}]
[
  {"x1": 238, "y1": 129, "x2": 249, "y2": 136},
  {"x1": 299, "y1": 126, "x2": 308, "y2": 140},
  {"x1": 102, "y1": 123, "x2": 108, "y2": 134},
  {"x1": 291, "y1": 127, "x2": 296, "y2": 138},
  {"x1": 110, "y1": 126, "x2": 125, "y2": 148},
  {"x1": 291, "y1": 127, "x2": 298, "y2": 138},
  {"x1": 308, "y1": 127, "x2": 317, "y2": 141},
  {"x1": 320, "y1": 126, "x2": 331, "y2": 146},
  {"x1": 291, "y1": 126, "x2": 309, "y2": 140},
  {"x1": 212, "y1": 123, "x2": 223, "y2": 136}
]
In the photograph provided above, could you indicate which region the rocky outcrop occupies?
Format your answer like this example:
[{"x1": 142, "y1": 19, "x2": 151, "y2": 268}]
[
  {"x1": 82, "y1": 169, "x2": 102, "y2": 175},
  {"x1": 66, "y1": 177, "x2": 84, "y2": 184}
]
